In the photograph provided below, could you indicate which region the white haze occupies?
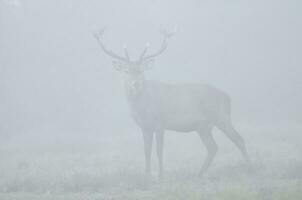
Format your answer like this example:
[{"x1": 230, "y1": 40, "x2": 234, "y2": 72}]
[{"x1": 0, "y1": 0, "x2": 301, "y2": 199}]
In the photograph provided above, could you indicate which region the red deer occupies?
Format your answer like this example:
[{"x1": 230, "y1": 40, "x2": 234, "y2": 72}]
[{"x1": 94, "y1": 27, "x2": 250, "y2": 178}]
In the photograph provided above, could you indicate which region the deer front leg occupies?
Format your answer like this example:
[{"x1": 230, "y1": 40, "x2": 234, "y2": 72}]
[
  {"x1": 142, "y1": 130, "x2": 154, "y2": 176},
  {"x1": 156, "y1": 130, "x2": 164, "y2": 179}
]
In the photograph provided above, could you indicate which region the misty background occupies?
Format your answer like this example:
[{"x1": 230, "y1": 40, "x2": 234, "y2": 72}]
[
  {"x1": 1, "y1": 0, "x2": 301, "y2": 138},
  {"x1": 0, "y1": 0, "x2": 302, "y2": 198}
]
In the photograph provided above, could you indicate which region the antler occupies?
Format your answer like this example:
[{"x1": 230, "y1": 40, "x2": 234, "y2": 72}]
[
  {"x1": 139, "y1": 27, "x2": 176, "y2": 62},
  {"x1": 123, "y1": 45, "x2": 130, "y2": 60},
  {"x1": 94, "y1": 27, "x2": 130, "y2": 63},
  {"x1": 139, "y1": 42, "x2": 150, "y2": 60}
]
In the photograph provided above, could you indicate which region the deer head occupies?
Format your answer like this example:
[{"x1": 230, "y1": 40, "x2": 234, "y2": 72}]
[{"x1": 94, "y1": 27, "x2": 176, "y2": 95}]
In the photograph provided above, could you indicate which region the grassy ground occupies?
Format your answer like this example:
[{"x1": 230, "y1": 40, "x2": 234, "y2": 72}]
[{"x1": 0, "y1": 127, "x2": 301, "y2": 199}]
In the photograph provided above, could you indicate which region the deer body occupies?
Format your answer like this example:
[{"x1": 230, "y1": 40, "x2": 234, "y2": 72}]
[
  {"x1": 94, "y1": 28, "x2": 250, "y2": 178},
  {"x1": 126, "y1": 80, "x2": 229, "y2": 133}
]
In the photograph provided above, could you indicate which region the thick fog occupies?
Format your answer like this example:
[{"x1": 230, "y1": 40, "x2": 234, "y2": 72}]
[{"x1": 0, "y1": 0, "x2": 301, "y2": 199}]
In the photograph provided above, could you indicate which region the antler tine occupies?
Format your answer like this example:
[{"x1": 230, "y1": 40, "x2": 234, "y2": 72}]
[
  {"x1": 139, "y1": 42, "x2": 150, "y2": 61},
  {"x1": 94, "y1": 27, "x2": 130, "y2": 62},
  {"x1": 99, "y1": 27, "x2": 106, "y2": 37},
  {"x1": 123, "y1": 45, "x2": 130, "y2": 60},
  {"x1": 93, "y1": 26, "x2": 106, "y2": 40},
  {"x1": 140, "y1": 27, "x2": 175, "y2": 61},
  {"x1": 160, "y1": 26, "x2": 177, "y2": 39}
]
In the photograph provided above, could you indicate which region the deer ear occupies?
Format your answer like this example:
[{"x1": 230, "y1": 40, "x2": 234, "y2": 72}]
[
  {"x1": 112, "y1": 60, "x2": 126, "y2": 71},
  {"x1": 142, "y1": 59, "x2": 155, "y2": 71}
]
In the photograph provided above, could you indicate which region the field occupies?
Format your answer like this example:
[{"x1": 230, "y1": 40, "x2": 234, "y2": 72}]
[{"x1": 0, "y1": 125, "x2": 301, "y2": 200}]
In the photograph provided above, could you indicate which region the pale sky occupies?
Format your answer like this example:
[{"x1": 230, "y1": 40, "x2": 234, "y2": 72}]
[{"x1": 0, "y1": 0, "x2": 301, "y2": 134}]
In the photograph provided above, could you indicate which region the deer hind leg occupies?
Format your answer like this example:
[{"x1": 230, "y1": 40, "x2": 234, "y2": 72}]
[
  {"x1": 155, "y1": 130, "x2": 164, "y2": 179},
  {"x1": 217, "y1": 119, "x2": 250, "y2": 162},
  {"x1": 197, "y1": 125, "x2": 217, "y2": 177},
  {"x1": 142, "y1": 130, "x2": 154, "y2": 176}
]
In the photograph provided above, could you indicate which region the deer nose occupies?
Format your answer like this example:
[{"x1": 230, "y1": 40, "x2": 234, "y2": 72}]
[
  {"x1": 130, "y1": 81, "x2": 138, "y2": 90},
  {"x1": 133, "y1": 81, "x2": 140, "y2": 88}
]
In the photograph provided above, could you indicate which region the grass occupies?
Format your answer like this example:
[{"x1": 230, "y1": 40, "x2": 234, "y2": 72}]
[
  {"x1": 0, "y1": 182, "x2": 301, "y2": 200},
  {"x1": 0, "y1": 128, "x2": 301, "y2": 199}
]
